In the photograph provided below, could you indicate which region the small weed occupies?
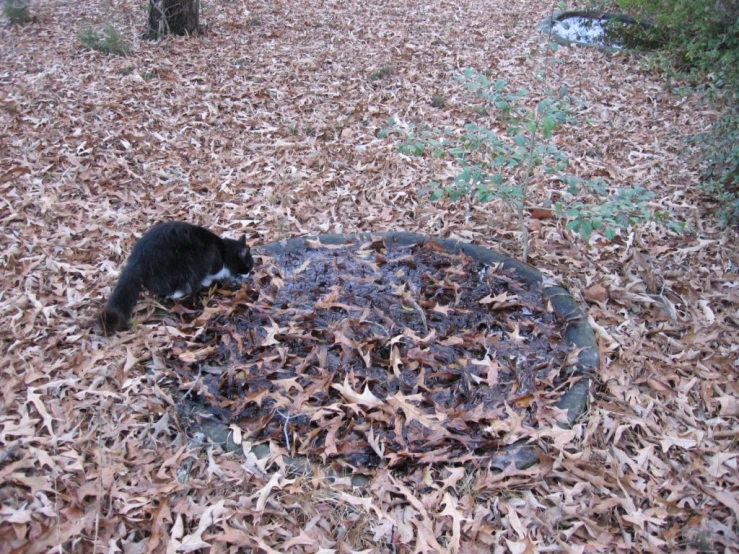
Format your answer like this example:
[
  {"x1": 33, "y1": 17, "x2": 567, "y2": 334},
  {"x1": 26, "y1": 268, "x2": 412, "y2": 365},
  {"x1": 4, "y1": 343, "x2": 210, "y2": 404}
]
[
  {"x1": 370, "y1": 65, "x2": 393, "y2": 81},
  {"x1": 79, "y1": 23, "x2": 131, "y2": 56},
  {"x1": 555, "y1": 177, "x2": 682, "y2": 241},
  {"x1": 689, "y1": 531, "x2": 717, "y2": 553},
  {"x1": 383, "y1": 68, "x2": 681, "y2": 256},
  {"x1": 693, "y1": 108, "x2": 739, "y2": 226},
  {"x1": 140, "y1": 70, "x2": 157, "y2": 81},
  {"x1": 117, "y1": 66, "x2": 134, "y2": 76},
  {"x1": 430, "y1": 94, "x2": 446, "y2": 108},
  {"x1": 3, "y1": 0, "x2": 29, "y2": 25}
]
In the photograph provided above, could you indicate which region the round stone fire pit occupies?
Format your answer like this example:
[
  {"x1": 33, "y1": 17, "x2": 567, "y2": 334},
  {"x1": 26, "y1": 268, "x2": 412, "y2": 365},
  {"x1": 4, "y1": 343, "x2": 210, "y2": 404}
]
[{"x1": 169, "y1": 233, "x2": 598, "y2": 471}]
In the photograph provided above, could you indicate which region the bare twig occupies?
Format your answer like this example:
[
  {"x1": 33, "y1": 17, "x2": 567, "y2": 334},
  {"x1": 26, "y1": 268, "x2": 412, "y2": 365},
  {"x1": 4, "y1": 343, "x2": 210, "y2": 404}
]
[
  {"x1": 182, "y1": 366, "x2": 204, "y2": 400},
  {"x1": 407, "y1": 296, "x2": 428, "y2": 335},
  {"x1": 517, "y1": 2, "x2": 559, "y2": 263},
  {"x1": 93, "y1": 434, "x2": 103, "y2": 553},
  {"x1": 277, "y1": 410, "x2": 294, "y2": 451}
]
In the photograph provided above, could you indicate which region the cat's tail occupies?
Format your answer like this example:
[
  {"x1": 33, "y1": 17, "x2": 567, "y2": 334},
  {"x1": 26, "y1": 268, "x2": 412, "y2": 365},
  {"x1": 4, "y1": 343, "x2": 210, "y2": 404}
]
[{"x1": 97, "y1": 263, "x2": 144, "y2": 335}]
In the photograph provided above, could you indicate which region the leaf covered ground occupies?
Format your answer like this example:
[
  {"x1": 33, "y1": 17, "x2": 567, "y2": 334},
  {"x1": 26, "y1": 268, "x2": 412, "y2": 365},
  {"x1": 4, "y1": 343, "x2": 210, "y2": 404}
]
[
  {"x1": 1, "y1": 0, "x2": 737, "y2": 552},
  {"x1": 170, "y1": 238, "x2": 577, "y2": 470}
]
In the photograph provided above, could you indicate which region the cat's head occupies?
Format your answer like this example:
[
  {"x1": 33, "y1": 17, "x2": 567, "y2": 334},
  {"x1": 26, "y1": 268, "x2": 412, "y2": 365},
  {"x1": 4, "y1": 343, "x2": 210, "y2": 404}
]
[{"x1": 225, "y1": 235, "x2": 254, "y2": 276}]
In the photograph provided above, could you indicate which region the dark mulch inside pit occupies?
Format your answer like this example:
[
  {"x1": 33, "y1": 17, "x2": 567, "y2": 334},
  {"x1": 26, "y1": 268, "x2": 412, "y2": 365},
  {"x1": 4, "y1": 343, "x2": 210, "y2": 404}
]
[{"x1": 167, "y1": 237, "x2": 579, "y2": 469}]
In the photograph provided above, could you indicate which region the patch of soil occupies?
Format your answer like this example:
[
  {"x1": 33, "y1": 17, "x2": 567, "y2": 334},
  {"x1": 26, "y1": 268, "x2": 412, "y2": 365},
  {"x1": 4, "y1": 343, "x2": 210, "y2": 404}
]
[{"x1": 167, "y1": 236, "x2": 578, "y2": 469}]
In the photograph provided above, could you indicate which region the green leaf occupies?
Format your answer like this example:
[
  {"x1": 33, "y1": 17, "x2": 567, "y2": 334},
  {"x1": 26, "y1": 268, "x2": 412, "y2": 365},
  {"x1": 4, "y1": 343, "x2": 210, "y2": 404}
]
[
  {"x1": 605, "y1": 226, "x2": 617, "y2": 240},
  {"x1": 667, "y1": 221, "x2": 686, "y2": 234},
  {"x1": 579, "y1": 220, "x2": 593, "y2": 241},
  {"x1": 542, "y1": 115, "x2": 557, "y2": 137},
  {"x1": 398, "y1": 140, "x2": 425, "y2": 156},
  {"x1": 476, "y1": 187, "x2": 494, "y2": 202},
  {"x1": 449, "y1": 187, "x2": 466, "y2": 201},
  {"x1": 537, "y1": 98, "x2": 553, "y2": 114}
]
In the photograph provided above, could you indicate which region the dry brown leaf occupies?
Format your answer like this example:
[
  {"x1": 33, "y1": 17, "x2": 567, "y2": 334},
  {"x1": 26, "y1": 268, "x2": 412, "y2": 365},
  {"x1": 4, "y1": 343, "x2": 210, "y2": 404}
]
[
  {"x1": 331, "y1": 375, "x2": 384, "y2": 408},
  {"x1": 584, "y1": 283, "x2": 609, "y2": 303}
]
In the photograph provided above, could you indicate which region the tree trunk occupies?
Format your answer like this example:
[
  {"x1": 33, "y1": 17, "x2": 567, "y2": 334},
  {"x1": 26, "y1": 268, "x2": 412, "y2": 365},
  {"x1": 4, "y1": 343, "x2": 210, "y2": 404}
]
[{"x1": 144, "y1": 0, "x2": 200, "y2": 40}]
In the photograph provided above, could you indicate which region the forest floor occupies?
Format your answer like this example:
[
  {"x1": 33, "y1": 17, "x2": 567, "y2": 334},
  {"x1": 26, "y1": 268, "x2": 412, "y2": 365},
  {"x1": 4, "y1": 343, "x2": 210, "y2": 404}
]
[{"x1": 1, "y1": 0, "x2": 737, "y2": 552}]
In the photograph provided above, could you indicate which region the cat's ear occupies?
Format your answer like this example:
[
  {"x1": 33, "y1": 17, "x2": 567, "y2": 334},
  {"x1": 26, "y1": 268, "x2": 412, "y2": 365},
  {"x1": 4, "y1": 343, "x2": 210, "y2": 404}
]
[{"x1": 239, "y1": 236, "x2": 250, "y2": 257}]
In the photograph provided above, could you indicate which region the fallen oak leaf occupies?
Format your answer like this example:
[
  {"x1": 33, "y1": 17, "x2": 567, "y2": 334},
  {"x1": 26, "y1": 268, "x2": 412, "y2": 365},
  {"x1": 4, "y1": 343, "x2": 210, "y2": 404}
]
[
  {"x1": 701, "y1": 484, "x2": 739, "y2": 519},
  {"x1": 282, "y1": 529, "x2": 322, "y2": 549},
  {"x1": 659, "y1": 435, "x2": 698, "y2": 452},
  {"x1": 337, "y1": 491, "x2": 392, "y2": 521},
  {"x1": 505, "y1": 537, "x2": 538, "y2": 554},
  {"x1": 715, "y1": 395, "x2": 739, "y2": 417},
  {"x1": 177, "y1": 500, "x2": 227, "y2": 552},
  {"x1": 0, "y1": 165, "x2": 31, "y2": 183},
  {"x1": 470, "y1": 355, "x2": 501, "y2": 387},
  {"x1": 485, "y1": 404, "x2": 527, "y2": 444},
  {"x1": 178, "y1": 346, "x2": 217, "y2": 364},
  {"x1": 587, "y1": 314, "x2": 621, "y2": 350},
  {"x1": 479, "y1": 291, "x2": 518, "y2": 307},
  {"x1": 331, "y1": 375, "x2": 384, "y2": 408},
  {"x1": 529, "y1": 207, "x2": 554, "y2": 219},
  {"x1": 387, "y1": 392, "x2": 449, "y2": 436},
  {"x1": 704, "y1": 452, "x2": 737, "y2": 478},
  {"x1": 583, "y1": 283, "x2": 609, "y2": 303},
  {"x1": 254, "y1": 472, "x2": 295, "y2": 511},
  {"x1": 390, "y1": 344, "x2": 403, "y2": 377},
  {"x1": 260, "y1": 319, "x2": 286, "y2": 346},
  {"x1": 389, "y1": 475, "x2": 446, "y2": 551},
  {"x1": 506, "y1": 322, "x2": 525, "y2": 343},
  {"x1": 0, "y1": 505, "x2": 32, "y2": 524},
  {"x1": 367, "y1": 426, "x2": 385, "y2": 458},
  {"x1": 26, "y1": 388, "x2": 55, "y2": 437},
  {"x1": 291, "y1": 259, "x2": 312, "y2": 274},
  {"x1": 513, "y1": 394, "x2": 533, "y2": 409},
  {"x1": 206, "y1": 523, "x2": 257, "y2": 548},
  {"x1": 146, "y1": 498, "x2": 172, "y2": 552},
  {"x1": 439, "y1": 492, "x2": 464, "y2": 554},
  {"x1": 698, "y1": 299, "x2": 716, "y2": 323}
]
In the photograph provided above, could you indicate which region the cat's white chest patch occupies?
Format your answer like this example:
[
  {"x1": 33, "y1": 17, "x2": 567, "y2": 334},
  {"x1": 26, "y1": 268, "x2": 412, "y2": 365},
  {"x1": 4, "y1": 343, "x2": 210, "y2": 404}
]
[
  {"x1": 171, "y1": 267, "x2": 233, "y2": 299},
  {"x1": 201, "y1": 266, "x2": 233, "y2": 287}
]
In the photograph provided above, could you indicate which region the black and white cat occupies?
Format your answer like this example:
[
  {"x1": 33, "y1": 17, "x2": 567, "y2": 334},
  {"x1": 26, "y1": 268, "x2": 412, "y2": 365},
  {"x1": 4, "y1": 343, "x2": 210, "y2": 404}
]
[{"x1": 98, "y1": 221, "x2": 254, "y2": 335}]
